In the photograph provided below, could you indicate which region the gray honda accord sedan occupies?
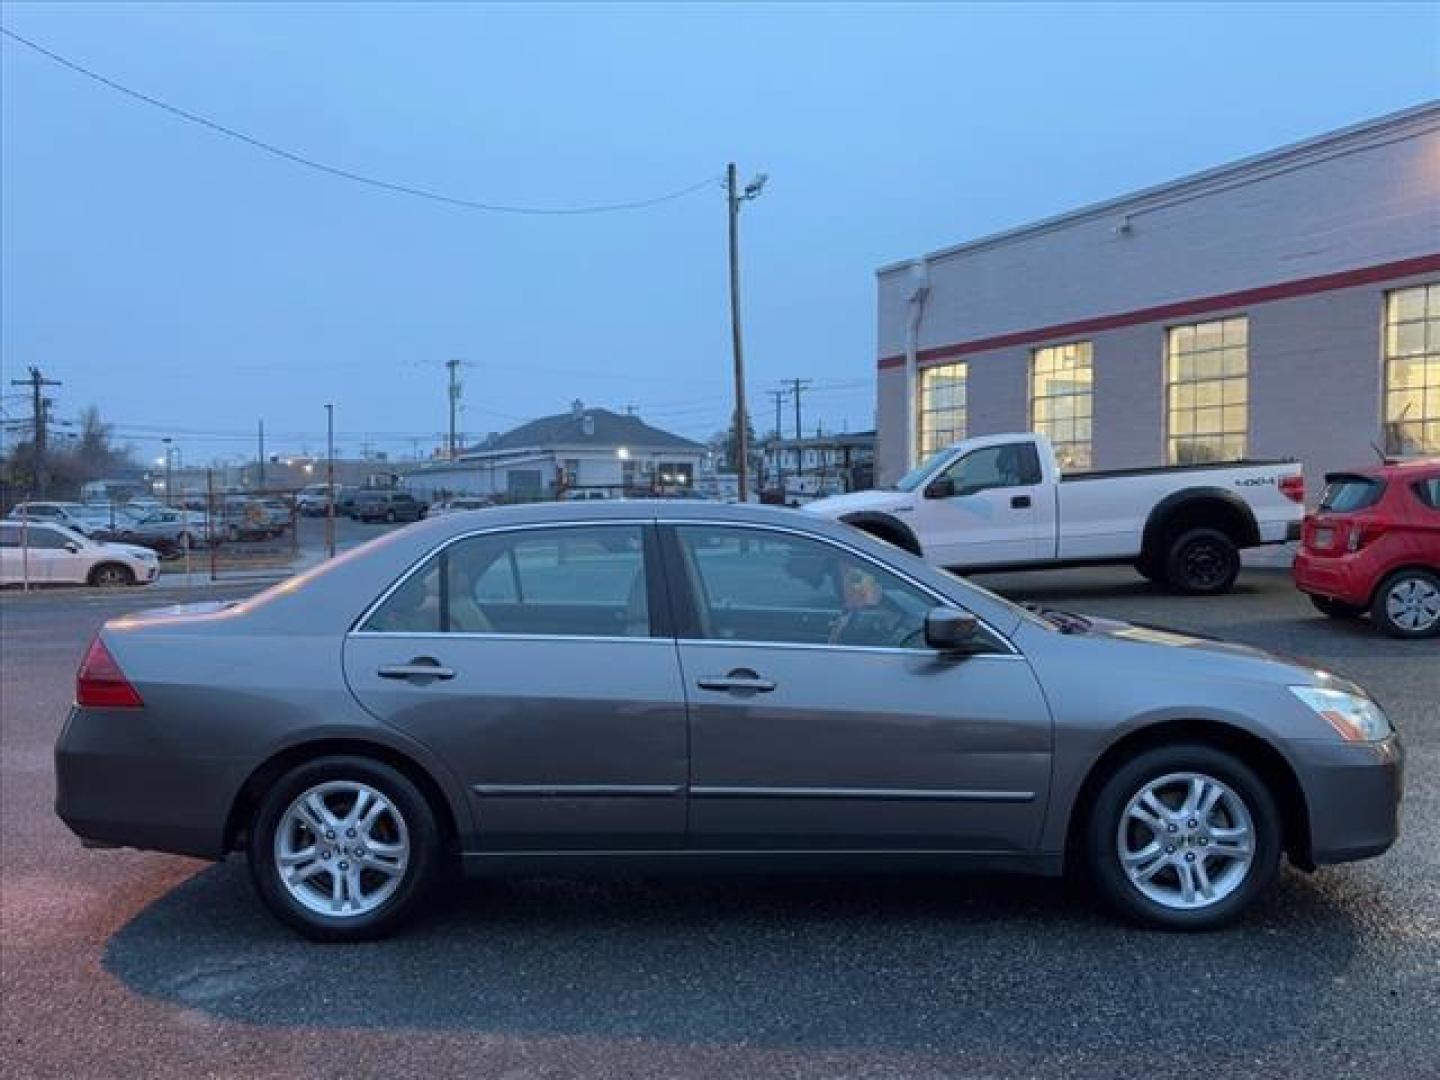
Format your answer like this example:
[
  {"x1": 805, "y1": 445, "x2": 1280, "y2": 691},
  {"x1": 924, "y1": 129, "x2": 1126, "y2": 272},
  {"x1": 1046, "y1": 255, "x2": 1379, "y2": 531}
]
[{"x1": 56, "y1": 501, "x2": 1402, "y2": 940}]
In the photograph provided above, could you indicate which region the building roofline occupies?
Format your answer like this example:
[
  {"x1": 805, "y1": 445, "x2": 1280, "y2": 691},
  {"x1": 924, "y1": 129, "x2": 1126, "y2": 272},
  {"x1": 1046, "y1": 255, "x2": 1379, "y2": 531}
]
[{"x1": 876, "y1": 101, "x2": 1440, "y2": 276}]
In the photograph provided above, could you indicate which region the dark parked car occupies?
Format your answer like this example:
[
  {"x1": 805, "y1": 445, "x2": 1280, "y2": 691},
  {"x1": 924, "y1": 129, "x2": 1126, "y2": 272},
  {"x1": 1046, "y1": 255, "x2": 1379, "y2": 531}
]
[
  {"x1": 1295, "y1": 459, "x2": 1440, "y2": 638},
  {"x1": 352, "y1": 490, "x2": 426, "y2": 523},
  {"x1": 56, "y1": 502, "x2": 1401, "y2": 941}
]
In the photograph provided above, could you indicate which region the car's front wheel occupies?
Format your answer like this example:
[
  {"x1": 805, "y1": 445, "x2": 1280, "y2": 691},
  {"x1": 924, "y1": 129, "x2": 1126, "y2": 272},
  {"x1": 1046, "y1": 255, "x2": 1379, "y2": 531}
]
[
  {"x1": 248, "y1": 756, "x2": 441, "y2": 941},
  {"x1": 1371, "y1": 568, "x2": 1440, "y2": 639},
  {"x1": 1086, "y1": 744, "x2": 1280, "y2": 930}
]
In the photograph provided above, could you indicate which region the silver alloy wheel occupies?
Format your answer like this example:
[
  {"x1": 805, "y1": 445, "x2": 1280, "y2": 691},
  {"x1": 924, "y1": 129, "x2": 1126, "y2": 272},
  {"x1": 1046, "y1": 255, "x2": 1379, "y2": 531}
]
[
  {"x1": 1117, "y1": 771, "x2": 1255, "y2": 911},
  {"x1": 1386, "y1": 576, "x2": 1440, "y2": 632},
  {"x1": 274, "y1": 781, "x2": 410, "y2": 918}
]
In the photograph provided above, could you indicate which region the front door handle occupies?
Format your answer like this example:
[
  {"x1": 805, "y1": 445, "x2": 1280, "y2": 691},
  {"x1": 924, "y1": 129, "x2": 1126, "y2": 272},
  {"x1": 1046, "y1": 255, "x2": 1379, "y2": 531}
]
[
  {"x1": 697, "y1": 669, "x2": 776, "y2": 693},
  {"x1": 1011, "y1": 494, "x2": 1032, "y2": 509},
  {"x1": 377, "y1": 658, "x2": 456, "y2": 682}
]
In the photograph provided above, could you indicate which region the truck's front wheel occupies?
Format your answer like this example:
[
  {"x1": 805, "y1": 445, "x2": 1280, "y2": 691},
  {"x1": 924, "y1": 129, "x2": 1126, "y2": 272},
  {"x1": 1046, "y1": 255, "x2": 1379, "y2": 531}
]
[{"x1": 1165, "y1": 528, "x2": 1240, "y2": 595}]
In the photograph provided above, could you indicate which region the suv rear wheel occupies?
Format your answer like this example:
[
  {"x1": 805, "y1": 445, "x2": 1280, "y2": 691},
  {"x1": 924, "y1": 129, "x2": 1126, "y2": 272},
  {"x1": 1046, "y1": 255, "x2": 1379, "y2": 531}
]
[{"x1": 1371, "y1": 568, "x2": 1440, "y2": 638}]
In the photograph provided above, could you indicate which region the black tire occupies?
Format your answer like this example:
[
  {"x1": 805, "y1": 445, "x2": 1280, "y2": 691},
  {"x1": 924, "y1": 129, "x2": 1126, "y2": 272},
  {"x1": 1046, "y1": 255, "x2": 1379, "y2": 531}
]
[
  {"x1": 247, "y1": 755, "x2": 441, "y2": 942},
  {"x1": 1369, "y1": 568, "x2": 1440, "y2": 639},
  {"x1": 1085, "y1": 743, "x2": 1281, "y2": 930},
  {"x1": 1309, "y1": 594, "x2": 1362, "y2": 619},
  {"x1": 88, "y1": 563, "x2": 135, "y2": 588},
  {"x1": 1165, "y1": 527, "x2": 1240, "y2": 595},
  {"x1": 385, "y1": 509, "x2": 397, "y2": 524}
]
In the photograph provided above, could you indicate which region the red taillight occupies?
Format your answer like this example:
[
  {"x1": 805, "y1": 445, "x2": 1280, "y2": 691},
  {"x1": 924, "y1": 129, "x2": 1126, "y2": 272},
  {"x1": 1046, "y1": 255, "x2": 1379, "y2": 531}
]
[
  {"x1": 76, "y1": 637, "x2": 144, "y2": 709},
  {"x1": 1280, "y1": 474, "x2": 1305, "y2": 504}
]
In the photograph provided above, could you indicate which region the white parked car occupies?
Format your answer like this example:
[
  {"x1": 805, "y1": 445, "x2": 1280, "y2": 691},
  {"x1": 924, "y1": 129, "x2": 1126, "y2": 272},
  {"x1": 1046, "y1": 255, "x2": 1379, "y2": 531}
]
[
  {"x1": 6, "y1": 501, "x2": 100, "y2": 536},
  {"x1": 805, "y1": 432, "x2": 1305, "y2": 595},
  {"x1": 0, "y1": 521, "x2": 159, "y2": 587}
]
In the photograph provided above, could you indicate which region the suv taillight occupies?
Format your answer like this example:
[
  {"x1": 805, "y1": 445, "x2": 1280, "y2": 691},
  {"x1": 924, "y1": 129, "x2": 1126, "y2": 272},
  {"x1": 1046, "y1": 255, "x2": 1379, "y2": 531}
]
[
  {"x1": 1279, "y1": 474, "x2": 1305, "y2": 504},
  {"x1": 76, "y1": 636, "x2": 144, "y2": 709}
]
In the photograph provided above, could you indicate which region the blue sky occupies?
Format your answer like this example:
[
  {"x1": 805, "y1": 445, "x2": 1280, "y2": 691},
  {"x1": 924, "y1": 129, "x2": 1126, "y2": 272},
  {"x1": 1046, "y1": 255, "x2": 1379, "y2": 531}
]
[{"x1": 2, "y1": 1, "x2": 1436, "y2": 464}]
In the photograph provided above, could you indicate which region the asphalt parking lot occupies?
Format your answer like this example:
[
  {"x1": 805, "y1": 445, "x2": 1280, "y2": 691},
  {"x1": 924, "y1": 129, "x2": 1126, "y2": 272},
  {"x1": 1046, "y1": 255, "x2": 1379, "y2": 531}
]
[{"x1": 1, "y1": 565, "x2": 1436, "y2": 1079}]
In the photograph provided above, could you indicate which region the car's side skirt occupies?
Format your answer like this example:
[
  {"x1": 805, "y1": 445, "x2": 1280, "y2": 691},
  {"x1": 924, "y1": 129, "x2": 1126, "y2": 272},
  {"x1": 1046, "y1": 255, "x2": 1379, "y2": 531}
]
[{"x1": 460, "y1": 849, "x2": 1062, "y2": 878}]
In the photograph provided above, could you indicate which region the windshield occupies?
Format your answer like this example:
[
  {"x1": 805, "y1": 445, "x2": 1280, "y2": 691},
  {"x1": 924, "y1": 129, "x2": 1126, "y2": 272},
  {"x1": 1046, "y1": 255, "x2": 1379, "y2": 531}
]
[{"x1": 894, "y1": 449, "x2": 957, "y2": 492}]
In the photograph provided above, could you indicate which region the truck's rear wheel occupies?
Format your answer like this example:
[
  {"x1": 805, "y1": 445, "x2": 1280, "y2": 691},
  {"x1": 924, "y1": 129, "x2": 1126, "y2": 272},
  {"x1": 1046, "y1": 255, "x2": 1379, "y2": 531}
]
[{"x1": 1165, "y1": 528, "x2": 1240, "y2": 595}]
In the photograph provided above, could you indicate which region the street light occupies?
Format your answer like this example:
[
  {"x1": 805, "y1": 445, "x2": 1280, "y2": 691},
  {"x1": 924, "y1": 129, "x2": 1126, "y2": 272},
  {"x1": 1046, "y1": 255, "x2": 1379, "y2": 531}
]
[
  {"x1": 325, "y1": 403, "x2": 336, "y2": 559},
  {"x1": 162, "y1": 437, "x2": 174, "y2": 506},
  {"x1": 726, "y1": 162, "x2": 766, "y2": 503}
]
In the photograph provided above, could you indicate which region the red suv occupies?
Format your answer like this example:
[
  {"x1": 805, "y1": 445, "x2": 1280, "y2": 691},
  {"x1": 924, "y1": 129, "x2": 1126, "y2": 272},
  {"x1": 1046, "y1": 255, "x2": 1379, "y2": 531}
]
[{"x1": 1294, "y1": 459, "x2": 1440, "y2": 638}]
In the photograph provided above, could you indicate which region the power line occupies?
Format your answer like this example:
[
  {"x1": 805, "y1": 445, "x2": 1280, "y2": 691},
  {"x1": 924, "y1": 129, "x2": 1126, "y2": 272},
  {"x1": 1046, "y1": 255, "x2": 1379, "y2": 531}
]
[{"x1": 0, "y1": 25, "x2": 719, "y2": 217}]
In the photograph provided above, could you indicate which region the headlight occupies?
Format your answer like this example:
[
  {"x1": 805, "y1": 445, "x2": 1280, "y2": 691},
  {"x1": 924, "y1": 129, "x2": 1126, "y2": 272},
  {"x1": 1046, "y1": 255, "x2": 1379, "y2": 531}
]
[{"x1": 1289, "y1": 686, "x2": 1393, "y2": 742}]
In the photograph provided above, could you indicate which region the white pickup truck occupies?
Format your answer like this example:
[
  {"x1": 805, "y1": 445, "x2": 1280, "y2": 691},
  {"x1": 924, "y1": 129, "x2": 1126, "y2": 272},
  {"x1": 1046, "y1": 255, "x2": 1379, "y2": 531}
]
[{"x1": 805, "y1": 432, "x2": 1304, "y2": 594}]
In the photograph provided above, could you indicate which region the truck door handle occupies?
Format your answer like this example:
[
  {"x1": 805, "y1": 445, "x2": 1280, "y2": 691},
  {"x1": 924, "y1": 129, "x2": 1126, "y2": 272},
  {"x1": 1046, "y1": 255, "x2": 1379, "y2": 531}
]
[
  {"x1": 1011, "y1": 495, "x2": 1032, "y2": 509},
  {"x1": 377, "y1": 658, "x2": 456, "y2": 682},
  {"x1": 697, "y1": 669, "x2": 776, "y2": 693}
]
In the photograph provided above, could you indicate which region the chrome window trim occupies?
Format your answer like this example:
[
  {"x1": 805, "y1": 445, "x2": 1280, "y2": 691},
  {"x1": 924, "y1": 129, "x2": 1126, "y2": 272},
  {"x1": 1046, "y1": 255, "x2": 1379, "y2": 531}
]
[
  {"x1": 350, "y1": 515, "x2": 1020, "y2": 658},
  {"x1": 662, "y1": 518, "x2": 1020, "y2": 657}
]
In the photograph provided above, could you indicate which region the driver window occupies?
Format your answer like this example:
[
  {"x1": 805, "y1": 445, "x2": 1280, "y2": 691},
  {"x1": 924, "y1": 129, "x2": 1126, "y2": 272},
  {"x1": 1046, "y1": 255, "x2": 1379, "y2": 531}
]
[
  {"x1": 676, "y1": 526, "x2": 934, "y2": 649},
  {"x1": 941, "y1": 443, "x2": 1041, "y2": 496}
]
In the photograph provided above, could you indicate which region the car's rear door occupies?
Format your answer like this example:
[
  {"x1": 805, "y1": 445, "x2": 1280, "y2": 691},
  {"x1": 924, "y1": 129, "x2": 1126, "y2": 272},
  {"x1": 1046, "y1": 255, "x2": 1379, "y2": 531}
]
[
  {"x1": 664, "y1": 522, "x2": 1053, "y2": 853},
  {"x1": 344, "y1": 520, "x2": 688, "y2": 851}
]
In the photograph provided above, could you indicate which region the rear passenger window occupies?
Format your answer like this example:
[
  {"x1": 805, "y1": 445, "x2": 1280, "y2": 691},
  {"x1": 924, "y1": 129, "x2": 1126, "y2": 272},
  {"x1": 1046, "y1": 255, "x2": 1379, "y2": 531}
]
[
  {"x1": 1413, "y1": 478, "x2": 1440, "y2": 511},
  {"x1": 362, "y1": 525, "x2": 652, "y2": 638}
]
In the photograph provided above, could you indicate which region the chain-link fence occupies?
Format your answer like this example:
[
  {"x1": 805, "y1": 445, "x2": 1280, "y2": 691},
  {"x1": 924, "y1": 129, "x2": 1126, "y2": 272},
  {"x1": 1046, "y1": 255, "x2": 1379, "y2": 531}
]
[{"x1": 201, "y1": 473, "x2": 301, "y2": 579}]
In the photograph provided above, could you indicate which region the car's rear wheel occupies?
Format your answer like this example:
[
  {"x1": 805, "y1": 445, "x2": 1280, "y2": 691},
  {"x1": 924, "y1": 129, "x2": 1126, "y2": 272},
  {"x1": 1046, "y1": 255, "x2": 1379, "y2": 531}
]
[
  {"x1": 1371, "y1": 568, "x2": 1440, "y2": 639},
  {"x1": 1085, "y1": 744, "x2": 1280, "y2": 930},
  {"x1": 88, "y1": 563, "x2": 135, "y2": 588},
  {"x1": 1310, "y1": 594, "x2": 1362, "y2": 619},
  {"x1": 1165, "y1": 528, "x2": 1240, "y2": 595},
  {"x1": 248, "y1": 756, "x2": 441, "y2": 941}
]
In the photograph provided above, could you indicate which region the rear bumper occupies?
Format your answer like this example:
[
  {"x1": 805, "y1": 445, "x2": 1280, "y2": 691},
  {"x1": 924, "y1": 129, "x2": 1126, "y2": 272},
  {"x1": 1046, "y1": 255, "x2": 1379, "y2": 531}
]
[
  {"x1": 1291, "y1": 736, "x2": 1403, "y2": 865},
  {"x1": 54, "y1": 706, "x2": 245, "y2": 859},
  {"x1": 1293, "y1": 549, "x2": 1372, "y2": 607}
]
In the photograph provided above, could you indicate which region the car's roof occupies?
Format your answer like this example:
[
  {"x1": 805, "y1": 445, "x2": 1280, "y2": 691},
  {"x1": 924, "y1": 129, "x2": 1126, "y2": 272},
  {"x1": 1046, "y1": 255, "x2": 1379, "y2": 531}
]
[{"x1": 1330, "y1": 458, "x2": 1440, "y2": 480}]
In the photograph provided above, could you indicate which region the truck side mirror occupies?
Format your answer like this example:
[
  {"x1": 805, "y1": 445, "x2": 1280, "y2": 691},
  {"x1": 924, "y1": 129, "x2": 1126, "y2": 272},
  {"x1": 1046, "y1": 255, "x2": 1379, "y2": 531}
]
[{"x1": 924, "y1": 477, "x2": 955, "y2": 500}]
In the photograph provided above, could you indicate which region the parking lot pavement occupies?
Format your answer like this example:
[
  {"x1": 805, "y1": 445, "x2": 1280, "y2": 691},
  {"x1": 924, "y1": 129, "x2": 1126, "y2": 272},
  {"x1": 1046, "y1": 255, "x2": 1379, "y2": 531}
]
[{"x1": 1, "y1": 568, "x2": 1436, "y2": 1079}]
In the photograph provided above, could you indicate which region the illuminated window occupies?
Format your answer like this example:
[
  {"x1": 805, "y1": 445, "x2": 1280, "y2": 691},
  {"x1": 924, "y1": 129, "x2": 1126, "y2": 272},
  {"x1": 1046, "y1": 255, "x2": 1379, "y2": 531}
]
[
  {"x1": 918, "y1": 363, "x2": 967, "y2": 458},
  {"x1": 1031, "y1": 341, "x2": 1093, "y2": 471},
  {"x1": 1384, "y1": 284, "x2": 1440, "y2": 456},
  {"x1": 1166, "y1": 317, "x2": 1248, "y2": 464}
]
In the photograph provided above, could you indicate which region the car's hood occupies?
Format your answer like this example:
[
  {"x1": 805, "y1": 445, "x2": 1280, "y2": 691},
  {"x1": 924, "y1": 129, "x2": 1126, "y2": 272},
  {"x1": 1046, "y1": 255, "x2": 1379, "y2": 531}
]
[
  {"x1": 803, "y1": 489, "x2": 914, "y2": 519},
  {"x1": 101, "y1": 542, "x2": 158, "y2": 560},
  {"x1": 1043, "y1": 611, "x2": 1358, "y2": 692}
]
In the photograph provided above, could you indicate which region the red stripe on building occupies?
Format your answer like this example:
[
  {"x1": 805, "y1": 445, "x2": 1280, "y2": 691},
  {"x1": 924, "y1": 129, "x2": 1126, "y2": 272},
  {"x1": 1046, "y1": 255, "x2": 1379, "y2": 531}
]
[{"x1": 876, "y1": 253, "x2": 1440, "y2": 371}]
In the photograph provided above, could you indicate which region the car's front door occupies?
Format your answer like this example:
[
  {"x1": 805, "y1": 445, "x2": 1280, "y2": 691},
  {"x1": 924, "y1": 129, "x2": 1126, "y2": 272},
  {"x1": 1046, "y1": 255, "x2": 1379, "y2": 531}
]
[
  {"x1": 666, "y1": 523, "x2": 1053, "y2": 853},
  {"x1": 10, "y1": 524, "x2": 75, "y2": 583},
  {"x1": 913, "y1": 442, "x2": 1049, "y2": 568},
  {"x1": 344, "y1": 522, "x2": 688, "y2": 850}
]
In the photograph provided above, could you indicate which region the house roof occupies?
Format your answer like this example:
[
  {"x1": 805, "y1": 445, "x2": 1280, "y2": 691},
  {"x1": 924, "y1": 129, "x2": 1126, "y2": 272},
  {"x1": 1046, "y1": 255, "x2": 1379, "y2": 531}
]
[{"x1": 466, "y1": 406, "x2": 705, "y2": 455}]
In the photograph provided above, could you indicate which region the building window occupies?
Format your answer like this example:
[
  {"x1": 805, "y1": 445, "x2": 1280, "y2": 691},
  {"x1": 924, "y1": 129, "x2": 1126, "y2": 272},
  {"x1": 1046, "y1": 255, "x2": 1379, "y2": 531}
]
[
  {"x1": 1384, "y1": 284, "x2": 1440, "y2": 456},
  {"x1": 1031, "y1": 341, "x2": 1093, "y2": 471},
  {"x1": 918, "y1": 362, "x2": 967, "y2": 458},
  {"x1": 1166, "y1": 316, "x2": 1248, "y2": 464}
]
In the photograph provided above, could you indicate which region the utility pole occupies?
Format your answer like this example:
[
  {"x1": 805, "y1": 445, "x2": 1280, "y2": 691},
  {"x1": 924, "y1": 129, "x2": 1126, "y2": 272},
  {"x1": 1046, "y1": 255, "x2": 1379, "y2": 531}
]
[
  {"x1": 787, "y1": 377, "x2": 813, "y2": 478},
  {"x1": 162, "y1": 437, "x2": 174, "y2": 505},
  {"x1": 325, "y1": 403, "x2": 336, "y2": 559},
  {"x1": 257, "y1": 419, "x2": 266, "y2": 489},
  {"x1": 726, "y1": 162, "x2": 767, "y2": 501},
  {"x1": 9, "y1": 366, "x2": 61, "y2": 496},
  {"x1": 766, "y1": 387, "x2": 788, "y2": 493},
  {"x1": 446, "y1": 358, "x2": 463, "y2": 460}
]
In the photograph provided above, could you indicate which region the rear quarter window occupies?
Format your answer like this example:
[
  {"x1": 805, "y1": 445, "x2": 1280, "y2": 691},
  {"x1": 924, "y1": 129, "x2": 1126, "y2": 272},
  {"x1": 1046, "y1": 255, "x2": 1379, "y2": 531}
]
[
  {"x1": 1412, "y1": 478, "x2": 1440, "y2": 512},
  {"x1": 1319, "y1": 476, "x2": 1384, "y2": 513}
]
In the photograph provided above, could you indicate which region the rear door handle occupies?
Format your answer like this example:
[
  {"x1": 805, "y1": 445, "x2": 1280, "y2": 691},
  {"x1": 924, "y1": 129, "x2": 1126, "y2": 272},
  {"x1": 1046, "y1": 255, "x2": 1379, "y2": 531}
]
[
  {"x1": 1011, "y1": 495, "x2": 1032, "y2": 509},
  {"x1": 697, "y1": 669, "x2": 776, "y2": 693},
  {"x1": 377, "y1": 658, "x2": 456, "y2": 682}
]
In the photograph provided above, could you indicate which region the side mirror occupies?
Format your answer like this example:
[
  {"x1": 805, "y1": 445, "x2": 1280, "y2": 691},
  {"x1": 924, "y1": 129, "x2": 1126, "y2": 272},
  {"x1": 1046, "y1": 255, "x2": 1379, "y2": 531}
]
[
  {"x1": 924, "y1": 607, "x2": 981, "y2": 653},
  {"x1": 924, "y1": 476, "x2": 956, "y2": 500},
  {"x1": 65, "y1": 541, "x2": 82, "y2": 553}
]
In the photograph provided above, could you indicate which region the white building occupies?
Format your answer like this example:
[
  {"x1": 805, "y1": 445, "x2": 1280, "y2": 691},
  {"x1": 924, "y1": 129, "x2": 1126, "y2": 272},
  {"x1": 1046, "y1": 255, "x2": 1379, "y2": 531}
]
[{"x1": 403, "y1": 402, "x2": 706, "y2": 501}]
